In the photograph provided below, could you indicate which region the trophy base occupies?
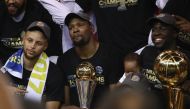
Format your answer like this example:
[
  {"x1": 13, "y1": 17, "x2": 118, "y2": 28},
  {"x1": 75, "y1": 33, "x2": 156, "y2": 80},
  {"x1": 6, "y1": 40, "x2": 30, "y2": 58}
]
[{"x1": 76, "y1": 79, "x2": 96, "y2": 109}]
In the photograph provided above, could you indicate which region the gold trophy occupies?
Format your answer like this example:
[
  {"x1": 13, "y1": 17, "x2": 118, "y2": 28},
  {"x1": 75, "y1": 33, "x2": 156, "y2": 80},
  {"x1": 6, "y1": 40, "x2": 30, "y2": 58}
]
[
  {"x1": 154, "y1": 50, "x2": 189, "y2": 109},
  {"x1": 76, "y1": 62, "x2": 96, "y2": 109}
]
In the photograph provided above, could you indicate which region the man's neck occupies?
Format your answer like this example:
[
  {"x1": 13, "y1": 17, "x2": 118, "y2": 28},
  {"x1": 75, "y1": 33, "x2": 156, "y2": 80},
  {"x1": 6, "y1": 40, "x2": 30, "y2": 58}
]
[
  {"x1": 12, "y1": 10, "x2": 25, "y2": 22},
  {"x1": 162, "y1": 42, "x2": 177, "y2": 51},
  {"x1": 75, "y1": 38, "x2": 99, "y2": 59},
  {"x1": 23, "y1": 56, "x2": 38, "y2": 71}
]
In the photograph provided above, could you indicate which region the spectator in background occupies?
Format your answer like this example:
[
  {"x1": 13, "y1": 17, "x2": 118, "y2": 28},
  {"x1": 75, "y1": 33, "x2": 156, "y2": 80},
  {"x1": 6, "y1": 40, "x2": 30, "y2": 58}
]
[
  {"x1": 162, "y1": 0, "x2": 190, "y2": 51},
  {"x1": 37, "y1": 0, "x2": 97, "y2": 54},
  {"x1": 57, "y1": 12, "x2": 122, "y2": 109},
  {"x1": 0, "y1": 0, "x2": 62, "y2": 64},
  {"x1": 1, "y1": 21, "x2": 64, "y2": 109}
]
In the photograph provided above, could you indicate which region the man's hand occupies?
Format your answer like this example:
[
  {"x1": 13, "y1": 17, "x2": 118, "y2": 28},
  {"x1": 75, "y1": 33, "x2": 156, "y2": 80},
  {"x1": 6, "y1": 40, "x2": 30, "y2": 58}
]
[
  {"x1": 61, "y1": 105, "x2": 81, "y2": 109},
  {"x1": 173, "y1": 15, "x2": 190, "y2": 33}
]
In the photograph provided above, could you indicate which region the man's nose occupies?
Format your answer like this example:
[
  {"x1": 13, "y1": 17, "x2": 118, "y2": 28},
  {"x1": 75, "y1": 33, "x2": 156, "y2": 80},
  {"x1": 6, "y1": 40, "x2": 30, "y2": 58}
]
[
  {"x1": 30, "y1": 42, "x2": 36, "y2": 49},
  {"x1": 73, "y1": 27, "x2": 79, "y2": 33}
]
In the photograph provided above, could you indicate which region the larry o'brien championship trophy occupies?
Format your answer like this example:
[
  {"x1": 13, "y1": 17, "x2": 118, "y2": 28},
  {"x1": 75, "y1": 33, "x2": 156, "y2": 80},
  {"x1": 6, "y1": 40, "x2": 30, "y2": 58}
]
[
  {"x1": 154, "y1": 50, "x2": 189, "y2": 109},
  {"x1": 76, "y1": 62, "x2": 96, "y2": 109}
]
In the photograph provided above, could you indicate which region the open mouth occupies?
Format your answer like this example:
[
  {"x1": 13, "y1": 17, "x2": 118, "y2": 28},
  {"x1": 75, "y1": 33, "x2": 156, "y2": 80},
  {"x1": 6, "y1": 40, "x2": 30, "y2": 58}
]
[
  {"x1": 154, "y1": 38, "x2": 163, "y2": 43},
  {"x1": 8, "y1": 4, "x2": 17, "y2": 10},
  {"x1": 27, "y1": 50, "x2": 35, "y2": 55}
]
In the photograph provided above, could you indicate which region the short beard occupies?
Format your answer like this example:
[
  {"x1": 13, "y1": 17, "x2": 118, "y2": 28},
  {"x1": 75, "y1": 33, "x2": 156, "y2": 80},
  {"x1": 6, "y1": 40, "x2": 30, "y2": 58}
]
[
  {"x1": 73, "y1": 35, "x2": 91, "y2": 47},
  {"x1": 23, "y1": 51, "x2": 40, "y2": 61},
  {"x1": 9, "y1": 1, "x2": 26, "y2": 17},
  {"x1": 73, "y1": 40, "x2": 88, "y2": 47}
]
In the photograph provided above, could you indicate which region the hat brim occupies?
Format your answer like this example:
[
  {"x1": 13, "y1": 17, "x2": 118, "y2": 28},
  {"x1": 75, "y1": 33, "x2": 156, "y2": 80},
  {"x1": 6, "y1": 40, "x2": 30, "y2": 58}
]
[
  {"x1": 65, "y1": 13, "x2": 89, "y2": 26},
  {"x1": 146, "y1": 17, "x2": 179, "y2": 32}
]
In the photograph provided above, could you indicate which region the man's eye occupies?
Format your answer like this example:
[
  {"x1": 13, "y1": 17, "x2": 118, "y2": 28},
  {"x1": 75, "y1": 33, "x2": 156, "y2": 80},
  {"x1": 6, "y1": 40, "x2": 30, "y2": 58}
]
[
  {"x1": 27, "y1": 38, "x2": 32, "y2": 42},
  {"x1": 36, "y1": 42, "x2": 43, "y2": 46},
  {"x1": 78, "y1": 23, "x2": 85, "y2": 26}
]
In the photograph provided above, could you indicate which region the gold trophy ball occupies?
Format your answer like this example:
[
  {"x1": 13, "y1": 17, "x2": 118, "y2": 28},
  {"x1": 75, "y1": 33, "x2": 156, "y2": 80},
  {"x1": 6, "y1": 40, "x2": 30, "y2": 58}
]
[
  {"x1": 154, "y1": 50, "x2": 189, "y2": 87},
  {"x1": 76, "y1": 62, "x2": 96, "y2": 80}
]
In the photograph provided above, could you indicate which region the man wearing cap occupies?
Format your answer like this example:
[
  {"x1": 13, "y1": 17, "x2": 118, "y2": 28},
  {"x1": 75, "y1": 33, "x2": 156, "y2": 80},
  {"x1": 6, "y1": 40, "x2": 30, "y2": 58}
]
[
  {"x1": 57, "y1": 12, "x2": 122, "y2": 109},
  {"x1": 140, "y1": 13, "x2": 190, "y2": 109},
  {"x1": 37, "y1": 0, "x2": 97, "y2": 54},
  {"x1": 1, "y1": 21, "x2": 64, "y2": 109},
  {"x1": 0, "y1": 0, "x2": 62, "y2": 64}
]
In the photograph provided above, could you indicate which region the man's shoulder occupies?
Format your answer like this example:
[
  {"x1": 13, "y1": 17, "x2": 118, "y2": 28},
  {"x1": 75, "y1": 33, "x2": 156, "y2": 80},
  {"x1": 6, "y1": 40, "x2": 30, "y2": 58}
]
[
  {"x1": 99, "y1": 43, "x2": 122, "y2": 55},
  {"x1": 57, "y1": 48, "x2": 76, "y2": 64},
  {"x1": 141, "y1": 46, "x2": 158, "y2": 55},
  {"x1": 48, "y1": 62, "x2": 62, "y2": 76},
  {"x1": 143, "y1": 45, "x2": 156, "y2": 51},
  {"x1": 59, "y1": 48, "x2": 76, "y2": 59}
]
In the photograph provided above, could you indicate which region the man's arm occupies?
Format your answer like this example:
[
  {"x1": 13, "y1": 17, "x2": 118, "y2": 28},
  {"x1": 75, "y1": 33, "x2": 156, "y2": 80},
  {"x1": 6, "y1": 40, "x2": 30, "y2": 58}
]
[
  {"x1": 61, "y1": 86, "x2": 80, "y2": 109},
  {"x1": 174, "y1": 15, "x2": 190, "y2": 33},
  {"x1": 46, "y1": 101, "x2": 61, "y2": 109},
  {"x1": 38, "y1": 0, "x2": 82, "y2": 25}
]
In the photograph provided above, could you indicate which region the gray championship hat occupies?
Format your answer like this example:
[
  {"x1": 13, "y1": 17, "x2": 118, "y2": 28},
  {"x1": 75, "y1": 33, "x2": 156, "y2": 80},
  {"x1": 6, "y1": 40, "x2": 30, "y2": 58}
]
[
  {"x1": 26, "y1": 21, "x2": 51, "y2": 40},
  {"x1": 147, "y1": 13, "x2": 178, "y2": 30},
  {"x1": 65, "y1": 11, "x2": 90, "y2": 26}
]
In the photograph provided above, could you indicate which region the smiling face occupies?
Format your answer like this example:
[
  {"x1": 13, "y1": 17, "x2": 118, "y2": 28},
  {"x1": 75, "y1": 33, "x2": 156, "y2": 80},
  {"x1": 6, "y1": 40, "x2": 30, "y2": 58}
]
[
  {"x1": 68, "y1": 18, "x2": 94, "y2": 47},
  {"x1": 151, "y1": 22, "x2": 177, "y2": 49},
  {"x1": 5, "y1": 0, "x2": 26, "y2": 16},
  {"x1": 22, "y1": 30, "x2": 48, "y2": 60}
]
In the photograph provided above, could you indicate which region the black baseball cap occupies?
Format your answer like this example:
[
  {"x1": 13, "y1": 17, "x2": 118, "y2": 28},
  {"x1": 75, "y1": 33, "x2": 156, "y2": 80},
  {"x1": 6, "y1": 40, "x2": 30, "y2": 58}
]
[
  {"x1": 26, "y1": 21, "x2": 51, "y2": 40},
  {"x1": 147, "y1": 13, "x2": 178, "y2": 30},
  {"x1": 65, "y1": 11, "x2": 90, "y2": 26}
]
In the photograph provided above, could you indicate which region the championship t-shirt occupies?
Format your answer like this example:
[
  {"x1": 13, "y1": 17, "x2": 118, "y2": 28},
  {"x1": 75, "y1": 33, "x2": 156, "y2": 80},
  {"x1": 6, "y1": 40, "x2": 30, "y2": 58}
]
[{"x1": 57, "y1": 43, "x2": 122, "y2": 109}]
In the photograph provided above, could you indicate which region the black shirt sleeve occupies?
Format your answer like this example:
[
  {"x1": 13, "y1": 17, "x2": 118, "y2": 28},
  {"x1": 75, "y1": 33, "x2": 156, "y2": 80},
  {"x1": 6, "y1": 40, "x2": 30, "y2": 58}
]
[
  {"x1": 57, "y1": 55, "x2": 69, "y2": 86},
  {"x1": 45, "y1": 62, "x2": 64, "y2": 102}
]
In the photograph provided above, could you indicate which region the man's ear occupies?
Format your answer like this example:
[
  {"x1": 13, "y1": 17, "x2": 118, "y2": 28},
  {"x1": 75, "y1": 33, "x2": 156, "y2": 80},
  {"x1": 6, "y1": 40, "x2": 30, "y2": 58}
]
[
  {"x1": 90, "y1": 23, "x2": 96, "y2": 34},
  {"x1": 43, "y1": 41, "x2": 48, "y2": 51},
  {"x1": 21, "y1": 31, "x2": 26, "y2": 44}
]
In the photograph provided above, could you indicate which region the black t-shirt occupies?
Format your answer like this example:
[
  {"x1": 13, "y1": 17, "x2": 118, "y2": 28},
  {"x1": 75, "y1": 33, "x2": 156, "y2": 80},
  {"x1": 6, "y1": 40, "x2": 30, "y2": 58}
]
[
  {"x1": 162, "y1": 0, "x2": 190, "y2": 51},
  {"x1": 141, "y1": 46, "x2": 190, "y2": 88},
  {"x1": 57, "y1": 43, "x2": 122, "y2": 108},
  {"x1": 0, "y1": 0, "x2": 62, "y2": 63},
  {"x1": 7, "y1": 62, "x2": 64, "y2": 102},
  {"x1": 141, "y1": 46, "x2": 190, "y2": 109},
  {"x1": 76, "y1": 0, "x2": 157, "y2": 55}
]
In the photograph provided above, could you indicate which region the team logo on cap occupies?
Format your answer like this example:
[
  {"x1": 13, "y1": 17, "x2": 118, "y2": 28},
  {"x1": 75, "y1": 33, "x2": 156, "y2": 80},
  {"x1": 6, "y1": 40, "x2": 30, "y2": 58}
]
[
  {"x1": 131, "y1": 75, "x2": 140, "y2": 82},
  {"x1": 36, "y1": 21, "x2": 45, "y2": 27},
  {"x1": 156, "y1": 13, "x2": 165, "y2": 18}
]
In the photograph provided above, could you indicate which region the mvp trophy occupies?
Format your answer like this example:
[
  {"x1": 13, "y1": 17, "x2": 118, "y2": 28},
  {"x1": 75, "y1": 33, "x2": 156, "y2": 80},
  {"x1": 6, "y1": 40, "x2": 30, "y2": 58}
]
[
  {"x1": 154, "y1": 50, "x2": 189, "y2": 109},
  {"x1": 76, "y1": 62, "x2": 96, "y2": 109}
]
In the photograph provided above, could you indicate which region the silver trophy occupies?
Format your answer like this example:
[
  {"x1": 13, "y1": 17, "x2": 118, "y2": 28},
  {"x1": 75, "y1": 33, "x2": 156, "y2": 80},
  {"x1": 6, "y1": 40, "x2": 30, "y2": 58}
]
[{"x1": 76, "y1": 62, "x2": 96, "y2": 109}]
